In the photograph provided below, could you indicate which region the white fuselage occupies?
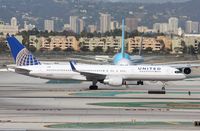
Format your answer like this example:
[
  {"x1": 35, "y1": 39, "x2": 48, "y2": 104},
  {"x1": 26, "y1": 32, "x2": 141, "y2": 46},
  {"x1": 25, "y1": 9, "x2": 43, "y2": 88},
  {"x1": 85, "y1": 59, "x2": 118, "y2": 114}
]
[{"x1": 15, "y1": 64, "x2": 186, "y2": 82}]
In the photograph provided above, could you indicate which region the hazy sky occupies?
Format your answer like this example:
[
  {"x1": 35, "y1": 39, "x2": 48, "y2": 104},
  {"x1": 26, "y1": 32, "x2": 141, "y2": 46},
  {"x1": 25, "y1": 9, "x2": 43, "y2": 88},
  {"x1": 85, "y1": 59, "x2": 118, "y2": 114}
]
[{"x1": 109, "y1": 0, "x2": 191, "y2": 3}]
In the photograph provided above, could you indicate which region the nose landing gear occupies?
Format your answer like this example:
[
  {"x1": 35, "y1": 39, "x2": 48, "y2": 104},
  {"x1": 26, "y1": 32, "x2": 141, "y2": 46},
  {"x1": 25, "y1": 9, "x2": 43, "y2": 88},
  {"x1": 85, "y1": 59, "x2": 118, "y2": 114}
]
[{"x1": 137, "y1": 80, "x2": 144, "y2": 85}]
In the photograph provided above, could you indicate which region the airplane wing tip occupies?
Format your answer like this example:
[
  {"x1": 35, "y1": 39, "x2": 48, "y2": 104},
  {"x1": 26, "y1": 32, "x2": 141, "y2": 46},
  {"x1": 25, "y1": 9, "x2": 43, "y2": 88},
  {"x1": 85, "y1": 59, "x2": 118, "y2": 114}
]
[{"x1": 69, "y1": 61, "x2": 77, "y2": 72}]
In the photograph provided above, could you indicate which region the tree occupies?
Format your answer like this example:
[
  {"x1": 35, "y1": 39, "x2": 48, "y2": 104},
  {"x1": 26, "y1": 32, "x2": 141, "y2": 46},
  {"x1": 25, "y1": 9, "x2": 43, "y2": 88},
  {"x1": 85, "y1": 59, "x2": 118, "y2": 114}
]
[
  {"x1": 112, "y1": 29, "x2": 122, "y2": 37},
  {"x1": 105, "y1": 46, "x2": 115, "y2": 54},
  {"x1": 64, "y1": 47, "x2": 75, "y2": 52},
  {"x1": 145, "y1": 47, "x2": 153, "y2": 52},
  {"x1": 198, "y1": 42, "x2": 200, "y2": 54},
  {"x1": 174, "y1": 47, "x2": 182, "y2": 54},
  {"x1": 181, "y1": 40, "x2": 187, "y2": 54},
  {"x1": 28, "y1": 45, "x2": 37, "y2": 53},
  {"x1": 53, "y1": 47, "x2": 62, "y2": 52},
  {"x1": 188, "y1": 45, "x2": 195, "y2": 55},
  {"x1": 93, "y1": 46, "x2": 103, "y2": 53},
  {"x1": 132, "y1": 48, "x2": 139, "y2": 54},
  {"x1": 0, "y1": 37, "x2": 9, "y2": 53},
  {"x1": 39, "y1": 47, "x2": 48, "y2": 53},
  {"x1": 80, "y1": 46, "x2": 90, "y2": 52}
]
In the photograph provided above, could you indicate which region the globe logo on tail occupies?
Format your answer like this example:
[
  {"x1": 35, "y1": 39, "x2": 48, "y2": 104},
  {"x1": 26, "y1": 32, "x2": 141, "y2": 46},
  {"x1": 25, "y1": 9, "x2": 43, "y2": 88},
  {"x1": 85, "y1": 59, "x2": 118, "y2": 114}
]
[{"x1": 16, "y1": 48, "x2": 41, "y2": 66}]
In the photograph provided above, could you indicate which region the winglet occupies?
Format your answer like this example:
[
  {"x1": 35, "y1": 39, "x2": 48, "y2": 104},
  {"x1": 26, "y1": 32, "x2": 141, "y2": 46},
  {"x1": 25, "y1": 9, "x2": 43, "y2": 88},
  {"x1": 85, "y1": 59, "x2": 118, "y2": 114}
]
[{"x1": 69, "y1": 61, "x2": 77, "y2": 72}]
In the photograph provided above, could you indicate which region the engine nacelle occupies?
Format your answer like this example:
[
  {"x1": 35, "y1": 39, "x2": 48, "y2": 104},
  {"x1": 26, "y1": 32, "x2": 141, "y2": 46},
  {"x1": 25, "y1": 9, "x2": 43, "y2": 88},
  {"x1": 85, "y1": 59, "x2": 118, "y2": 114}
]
[
  {"x1": 179, "y1": 67, "x2": 192, "y2": 75},
  {"x1": 183, "y1": 68, "x2": 191, "y2": 75},
  {"x1": 103, "y1": 76, "x2": 123, "y2": 86}
]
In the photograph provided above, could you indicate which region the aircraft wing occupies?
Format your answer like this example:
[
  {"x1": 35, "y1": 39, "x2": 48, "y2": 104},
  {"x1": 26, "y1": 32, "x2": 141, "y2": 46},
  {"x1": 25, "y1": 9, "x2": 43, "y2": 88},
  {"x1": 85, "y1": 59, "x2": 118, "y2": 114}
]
[
  {"x1": 69, "y1": 61, "x2": 106, "y2": 80},
  {"x1": 79, "y1": 72, "x2": 106, "y2": 81}
]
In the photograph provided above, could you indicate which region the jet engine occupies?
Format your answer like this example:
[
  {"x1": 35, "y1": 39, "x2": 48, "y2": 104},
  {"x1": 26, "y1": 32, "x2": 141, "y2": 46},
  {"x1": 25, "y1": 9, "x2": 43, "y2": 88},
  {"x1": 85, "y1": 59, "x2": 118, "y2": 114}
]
[
  {"x1": 179, "y1": 67, "x2": 192, "y2": 75},
  {"x1": 103, "y1": 76, "x2": 123, "y2": 86},
  {"x1": 183, "y1": 68, "x2": 192, "y2": 74}
]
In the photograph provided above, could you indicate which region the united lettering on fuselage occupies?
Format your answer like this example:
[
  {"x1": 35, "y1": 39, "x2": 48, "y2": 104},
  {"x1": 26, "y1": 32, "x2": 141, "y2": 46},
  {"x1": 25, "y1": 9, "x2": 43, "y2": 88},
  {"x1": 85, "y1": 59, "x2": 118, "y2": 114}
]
[{"x1": 138, "y1": 67, "x2": 161, "y2": 72}]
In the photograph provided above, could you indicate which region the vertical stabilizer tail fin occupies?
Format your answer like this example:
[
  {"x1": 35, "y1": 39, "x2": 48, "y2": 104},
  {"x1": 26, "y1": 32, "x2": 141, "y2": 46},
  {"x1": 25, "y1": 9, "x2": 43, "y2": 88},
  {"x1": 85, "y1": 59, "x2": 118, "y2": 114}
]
[
  {"x1": 121, "y1": 18, "x2": 125, "y2": 58},
  {"x1": 139, "y1": 35, "x2": 143, "y2": 56},
  {"x1": 6, "y1": 35, "x2": 41, "y2": 66}
]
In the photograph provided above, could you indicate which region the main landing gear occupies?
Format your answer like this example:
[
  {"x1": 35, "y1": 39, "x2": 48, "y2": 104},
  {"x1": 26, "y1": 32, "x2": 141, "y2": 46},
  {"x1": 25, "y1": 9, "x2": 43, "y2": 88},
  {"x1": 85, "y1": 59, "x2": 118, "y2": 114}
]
[
  {"x1": 161, "y1": 82, "x2": 166, "y2": 91},
  {"x1": 137, "y1": 80, "x2": 144, "y2": 85},
  {"x1": 89, "y1": 81, "x2": 98, "y2": 90}
]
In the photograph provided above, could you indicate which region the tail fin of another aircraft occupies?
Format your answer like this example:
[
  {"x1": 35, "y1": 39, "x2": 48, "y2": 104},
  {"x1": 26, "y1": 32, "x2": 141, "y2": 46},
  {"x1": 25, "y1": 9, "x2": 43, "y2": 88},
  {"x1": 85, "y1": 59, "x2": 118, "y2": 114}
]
[
  {"x1": 121, "y1": 18, "x2": 125, "y2": 58},
  {"x1": 139, "y1": 35, "x2": 143, "y2": 56},
  {"x1": 6, "y1": 35, "x2": 41, "y2": 66}
]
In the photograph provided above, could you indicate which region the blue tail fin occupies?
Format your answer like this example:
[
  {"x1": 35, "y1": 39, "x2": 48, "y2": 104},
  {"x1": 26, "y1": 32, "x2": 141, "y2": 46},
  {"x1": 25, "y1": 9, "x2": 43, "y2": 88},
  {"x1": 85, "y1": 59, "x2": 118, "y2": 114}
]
[
  {"x1": 139, "y1": 35, "x2": 143, "y2": 56},
  {"x1": 113, "y1": 18, "x2": 130, "y2": 65},
  {"x1": 6, "y1": 35, "x2": 41, "y2": 66},
  {"x1": 121, "y1": 18, "x2": 125, "y2": 58}
]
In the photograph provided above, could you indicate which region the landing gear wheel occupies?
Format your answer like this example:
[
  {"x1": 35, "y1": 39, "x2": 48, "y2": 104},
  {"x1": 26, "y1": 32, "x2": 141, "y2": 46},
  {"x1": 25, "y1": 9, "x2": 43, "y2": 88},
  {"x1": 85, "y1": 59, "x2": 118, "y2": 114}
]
[
  {"x1": 137, "y1": 80, "x2": 144, "y2": 85},
  {"x1": 89, "y1": 85, "x2": 98, "y2": 90},
  {"x1": 161, "y1": 81, "x2": 166, "y2": 91}
]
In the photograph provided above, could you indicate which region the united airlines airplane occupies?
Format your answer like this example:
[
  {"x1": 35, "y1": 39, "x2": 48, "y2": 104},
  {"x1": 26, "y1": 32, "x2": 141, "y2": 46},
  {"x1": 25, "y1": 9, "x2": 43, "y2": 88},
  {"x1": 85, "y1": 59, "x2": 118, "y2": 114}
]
[{"x1": 6, "y1": 35, "x2": 186, "y2": 90}]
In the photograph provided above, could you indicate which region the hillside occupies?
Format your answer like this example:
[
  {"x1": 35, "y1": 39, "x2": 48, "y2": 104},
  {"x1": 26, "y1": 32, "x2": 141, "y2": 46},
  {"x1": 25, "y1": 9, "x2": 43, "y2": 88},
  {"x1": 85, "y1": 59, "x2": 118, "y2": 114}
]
[{"x1": 0, "y1": 0, "x2": 199, "y2": 30}]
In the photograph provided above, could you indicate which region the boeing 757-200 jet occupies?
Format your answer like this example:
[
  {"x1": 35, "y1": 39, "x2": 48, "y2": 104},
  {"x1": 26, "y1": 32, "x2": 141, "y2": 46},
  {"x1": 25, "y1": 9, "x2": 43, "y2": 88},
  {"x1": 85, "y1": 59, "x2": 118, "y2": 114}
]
[{"x1": 6, "y1": 35, "x2": 186, "y2": 90}]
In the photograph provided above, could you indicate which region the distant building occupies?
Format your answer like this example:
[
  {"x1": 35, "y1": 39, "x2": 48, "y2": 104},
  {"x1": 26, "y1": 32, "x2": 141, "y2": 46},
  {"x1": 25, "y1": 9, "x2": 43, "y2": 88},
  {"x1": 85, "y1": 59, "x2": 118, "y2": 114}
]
[
  {"x1": 184, "y1": 34, "x2": 200, "y2": 51},
  {"x1": 178, "y1": 27, "x2": 184, "y2": 36},
  {"x1": 11, "y1": 17, "x2": 17, "y2": 27},
  {"x1": 153, "y1": 23, "x2": 161, "y2": 33},
  {"x1": 70, "y1": 16, "x2": 85, "y2": 34},
  {"x1": 88, "y1": 25, "x2": 97, "y2": 33},
  {"x1": 159, "y1": 23, "x2": 169, "y2": 33},
  {"x1": 100, "y1": 13, "x2": 111, "y2": 33},
  {"x1": 110, "y1": 21, "x2": 119, "y2": 31},
  {"x1": 171, "y1": 37, "x2": 183, "y2": 54},
  {"x1": 78, "y1": 18, "x2": 85, "y2": 34},
  {"x1": 125, "y1": 17, "x2": 138, "y2": 32},
  {"x1": 0, "y1": 17, "x2": 19, "y2": 35},
  {"x1": 23, "y1": 21, "x2": 36, "y2": 31},
  {"x1": 29, "y1": 36, "x2": 79, "y2": 51},
  {"x1": 168, "y1": 17, "x2": 179, "y2": 34},
  {"x1": 29, "y1": 35, "x2": 41, "y2": 50},
  {"x1": 185, "y1": 20, "x2": 199, "y2": 34},
  {"x1": 79, "y1": 36, "x2": 122, "y2": 52},
  {"x1": 156, "y1": 36, "x2": 172, "y2": 50},
  {"x1": 44, "y1": 20, "x2": 54, "y2": 32},
  {"x1": 137, "y1": 26, "x2": 149, "y2": 33},
  {"x1": 63, "y1": 24, "x2": 71, "y2": 31},
  {"x1": 153, "y1": 23, "x2": 169, "y2": 33},
  {"x1": 70, "y1": 16, "x2": 78, "y2": 33},
  {"x1": 127, "y1": 37, "x2": 163, "y2": 53}
]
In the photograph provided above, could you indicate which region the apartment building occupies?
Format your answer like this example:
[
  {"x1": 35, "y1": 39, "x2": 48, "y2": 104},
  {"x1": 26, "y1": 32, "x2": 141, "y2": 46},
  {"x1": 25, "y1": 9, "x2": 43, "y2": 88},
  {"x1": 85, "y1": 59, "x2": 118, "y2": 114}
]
[
  {"x1": 29, "y1": 36, "x2": 79, "y2": 51},
  {"x1": 79, "y1": 36, "x2": 122, "y2": 52},
  {"x1": 127, "y1": 36, "x2": 163, "y2": 53}
]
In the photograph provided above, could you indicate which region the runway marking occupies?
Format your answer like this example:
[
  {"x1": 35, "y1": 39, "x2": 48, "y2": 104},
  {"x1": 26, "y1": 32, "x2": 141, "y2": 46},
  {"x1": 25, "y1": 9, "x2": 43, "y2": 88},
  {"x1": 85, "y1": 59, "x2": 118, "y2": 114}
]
[
  {"x1": 1, "y1": 96, "x2": 200, "y2": 100},
  {"x1": 166, "y1": 121, "x2": 179, "y2": 125},
  {"x1": 46, "y1": 121, "x2": 194, "y2": 129},
  {"x1": 89, "y1": 102, "x2": 200, "y2": 109}
]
